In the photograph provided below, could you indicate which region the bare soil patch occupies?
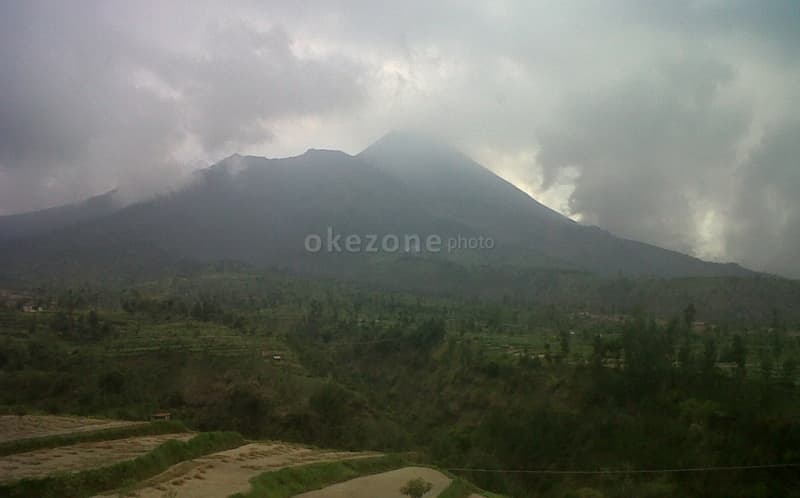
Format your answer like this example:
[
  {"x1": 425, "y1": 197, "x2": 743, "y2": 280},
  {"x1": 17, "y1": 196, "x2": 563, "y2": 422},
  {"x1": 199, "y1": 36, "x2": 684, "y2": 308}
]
[
  {"x1": 295, "y1": 466, "x2": 451, "y2": 498},
  {"x1": 0, "y1": 415, "x2": 144, "y2": 443},
  {"x1": 95, "y1": 442, "x2": 377, "y2": 498},
  {"x1": 0, "y1": 433, "x2": 192, "y2": 482}
]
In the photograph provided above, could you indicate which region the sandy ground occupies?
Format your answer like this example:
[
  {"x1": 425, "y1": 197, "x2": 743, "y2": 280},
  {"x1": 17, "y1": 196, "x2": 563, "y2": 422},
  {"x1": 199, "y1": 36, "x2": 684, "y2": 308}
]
[
  {"x1": 0, "y1": 415, "x2": 145, "y2": 443},
  {"x1": 295, "y1": 466, "x2": 451, "y2": 498},
  {"x1": 94, "y1": 442, "x2": 378, "y2": 498},
  {"x1": 0, "y1": 433, "x2": 193, "y2": 482}
]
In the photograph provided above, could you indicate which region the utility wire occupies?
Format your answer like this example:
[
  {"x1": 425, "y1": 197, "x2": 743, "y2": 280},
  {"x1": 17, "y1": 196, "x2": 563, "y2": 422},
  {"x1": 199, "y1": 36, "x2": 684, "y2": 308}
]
[{"x1": 446, "y1": 463, "x2": 800, "y2": 475}]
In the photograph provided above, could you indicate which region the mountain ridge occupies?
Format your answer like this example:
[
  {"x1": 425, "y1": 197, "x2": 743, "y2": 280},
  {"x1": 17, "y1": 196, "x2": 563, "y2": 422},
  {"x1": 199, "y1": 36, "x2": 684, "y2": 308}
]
[{"x1": 0, "y1": 132, "x2": 756, "y2": 282}]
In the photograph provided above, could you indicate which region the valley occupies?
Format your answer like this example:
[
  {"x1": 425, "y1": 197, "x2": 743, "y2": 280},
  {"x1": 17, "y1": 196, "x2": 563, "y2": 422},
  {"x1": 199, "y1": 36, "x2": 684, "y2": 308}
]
[
  {"x1": 1, "y1": 269, "x2": 799, "y2": 497},
  {"x1": 4, "y1": 2, "x2": 799, "y2": 496}
]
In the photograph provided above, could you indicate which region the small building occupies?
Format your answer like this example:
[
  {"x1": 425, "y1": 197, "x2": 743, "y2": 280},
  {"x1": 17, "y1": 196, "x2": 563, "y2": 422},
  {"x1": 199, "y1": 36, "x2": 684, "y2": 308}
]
[
  {"x1": 151, "y1": 411, "x2": 172, "y2": 421},
  {"x1": 272, "y1": 355, "x2": 282, "y2": 361}
]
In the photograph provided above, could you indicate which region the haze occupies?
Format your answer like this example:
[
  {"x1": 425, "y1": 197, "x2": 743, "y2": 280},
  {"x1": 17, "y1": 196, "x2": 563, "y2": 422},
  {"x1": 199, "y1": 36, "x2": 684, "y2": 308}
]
[{"x1": 1, "y1": 0, "x2": 799, "y2": 277}]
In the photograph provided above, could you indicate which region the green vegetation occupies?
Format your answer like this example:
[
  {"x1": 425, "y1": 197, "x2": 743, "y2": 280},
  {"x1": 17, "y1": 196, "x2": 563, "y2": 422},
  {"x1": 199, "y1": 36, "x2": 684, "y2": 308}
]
[
  {"x1": 230, "y1": 454, "x2": 406, "y2": 498},
  {"x1": 435, "y1": 468, "x2": 508, "y2": 498},
  {"x1": 438, "y1": 478, "x2": 485, "y2": 498},
  {"x1": 231, "y1": 454, "x2": 506, "y2": 498},
  {"x1": 2, "y1": 269, "x2": 800, "y2": 497},
  {"x1": 0, "y1": 431, "x2": 244, "y2": 498},
  {"x1": 0, "y1": 420, "x2": 188, "y2": 456},
  {"x1": 401, "y1": 477, "x2": 433, "y2": 498}
]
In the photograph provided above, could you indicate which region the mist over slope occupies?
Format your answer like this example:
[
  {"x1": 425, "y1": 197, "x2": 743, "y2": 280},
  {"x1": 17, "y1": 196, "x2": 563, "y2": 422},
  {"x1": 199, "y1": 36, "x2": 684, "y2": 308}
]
[
  {"x1": 358, "y1": 132, "x2": 753, "y2": 277},
  {"x1": 0, "y1": 132, "x2": 754, "y2": 282},
  {"x1": 0, "y1": 189, "x2": 121, "y2": 242}
]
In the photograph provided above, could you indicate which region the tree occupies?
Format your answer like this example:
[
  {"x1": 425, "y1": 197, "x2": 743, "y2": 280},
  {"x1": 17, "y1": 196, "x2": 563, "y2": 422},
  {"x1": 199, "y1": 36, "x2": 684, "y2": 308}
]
[
  {"x1": 414, "y1": 318, "x2": 446, "y2": 350},
  {"x1": 559, "y1": 329, "x2": 571, "y2": 359},
  {"x1": 732, "y1": 334, "x2": 747, "y2": 380},
  {"x1": 781, "y1": 357, "x2": 798, "y2": 385},
  {"x1": 591, "y1": 335, "x2": 605, "y2": 369},
  {"x1": 683, "y1": 303, "x2": 696, "y2": 329},
  {"x1": 678, "y1": 340, "x2": 693, "y2": 372},
  {"x1": 701, "y1": 338, "x2": 717, "y2": 375},
  {"x1": 227, "y1": 388, "x2": 270, "y2": 437},
  {"x1": 401, "y1": 478, "x2": 433, "y2": 498},
  {"x1": 98, "y1": 370, "x2": 125, "y2": 398},
  {"x1": 87, "y1": 309, "x2": 99, "y2": 331},
  {"x1": 760, "y1": 354, "x2": 774, "y2": 383},
  {"x1": 50, "y1": 311, "x2": 71, "y2": 333}
]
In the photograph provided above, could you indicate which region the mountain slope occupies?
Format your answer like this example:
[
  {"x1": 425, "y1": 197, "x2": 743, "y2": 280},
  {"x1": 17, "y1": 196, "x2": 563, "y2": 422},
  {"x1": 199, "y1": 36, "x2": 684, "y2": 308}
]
[
  {"x1": 359, "y1": 131, "x2": 752, "y2": 277},
  {"x1": 0, "y1": 132, "x2": 754, "y2": 283},
  {"x1": 359, "y1": 130, "x2": 573, "y2": 235},
  {"x1": 0, "y1": 189, "x2": 121, "y2": 242},
  {"x1": 0, "y1": 149, "x2": 476, "y2": 282}
]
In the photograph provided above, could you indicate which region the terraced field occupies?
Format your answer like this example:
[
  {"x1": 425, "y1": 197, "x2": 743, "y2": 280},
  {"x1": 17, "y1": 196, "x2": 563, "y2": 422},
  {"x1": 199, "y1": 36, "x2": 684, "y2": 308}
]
[
  {"x1": 0, "y1": 415, "x2": 499, "y2": 498},
  {"x1": 99, "y1": 442, "x2": 376, "y2": 498},
  {"x1": 0, "y1": 433, "x2": 193, "y2": 482},
  {"x1": 100, "y1": 320, "x2": 292, "y2": 359},
  {"x1": 0, "y1": 415, "x2": 144, "y2": 443}
]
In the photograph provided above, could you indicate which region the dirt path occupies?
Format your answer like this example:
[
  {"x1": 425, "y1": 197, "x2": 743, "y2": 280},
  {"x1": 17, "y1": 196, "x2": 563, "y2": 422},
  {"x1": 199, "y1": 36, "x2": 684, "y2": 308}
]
[
  {"x1": 0, "y1": 433, "x2": 192, "y2": 482},
  {"x1": 94, "y1": 442, "x2": 378, "y2": 498},
  {"x1": 0, "y1": 415, "x2": 145, "y2": 443},
  {"x1": 295, "y1": 466, "x2": 451, "y2": 498}
]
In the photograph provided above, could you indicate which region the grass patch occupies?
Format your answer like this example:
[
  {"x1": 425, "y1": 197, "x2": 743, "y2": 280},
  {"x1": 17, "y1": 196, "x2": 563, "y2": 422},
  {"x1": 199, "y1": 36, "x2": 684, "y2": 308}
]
[
  {"x1": 439, "y1": 481, "x2": 508, "y2": 498},
  {"x1": 0, "y1": 431, "x2": 244, "y2": 498},
  {"x1": 230, "y1": 454, "x2": 407, "y2": 498},
  {"x1": 438, "y1": 477, "x2": 479, "y2": 498},
  {"x1": 0, "y1": 420, "x2": 189, "y2": 457},
  {"x1": 436, "y1": 471, "x2": 509, "y2": 498}
]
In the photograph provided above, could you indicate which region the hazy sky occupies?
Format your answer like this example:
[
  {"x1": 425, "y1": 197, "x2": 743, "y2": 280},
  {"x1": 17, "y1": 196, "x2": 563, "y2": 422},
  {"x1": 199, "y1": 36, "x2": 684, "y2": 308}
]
[{"x1": 1, "y1": 1, "x2": 799, "y2": 276}]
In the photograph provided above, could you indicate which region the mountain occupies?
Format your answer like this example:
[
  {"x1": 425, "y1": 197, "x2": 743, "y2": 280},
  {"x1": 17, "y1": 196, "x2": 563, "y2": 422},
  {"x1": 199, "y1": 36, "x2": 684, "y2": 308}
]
[
  {"x1": 0, "y1": 131, "x2": 754, "y2": 284},
  {"x1": 0, "y1": 189, "x2": 121, "y2": 242},
  {"x1": 359, "y1": 131, "x2": 752, "y2": 277},
  {"x1": 360, "y1": 131, "x2": 571, "y2": 232}
]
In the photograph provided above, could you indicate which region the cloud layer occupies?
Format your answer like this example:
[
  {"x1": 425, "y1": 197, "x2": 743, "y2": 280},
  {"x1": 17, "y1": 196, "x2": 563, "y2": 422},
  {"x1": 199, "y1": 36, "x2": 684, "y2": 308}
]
[{"x1": 1, "y1": 0, "x2": 799, "y2": 276}]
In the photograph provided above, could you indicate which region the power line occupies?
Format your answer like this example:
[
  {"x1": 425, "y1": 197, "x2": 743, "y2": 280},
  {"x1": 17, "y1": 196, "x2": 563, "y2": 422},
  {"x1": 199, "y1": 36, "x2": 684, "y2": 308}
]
[{"x1": 446, "y1": 463, "x2": 800, "y2": 475}]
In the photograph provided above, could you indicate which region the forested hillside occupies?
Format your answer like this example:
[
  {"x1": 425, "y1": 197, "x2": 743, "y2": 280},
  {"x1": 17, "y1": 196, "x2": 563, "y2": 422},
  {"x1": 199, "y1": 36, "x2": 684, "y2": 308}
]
[{"x1": 2, "y1": 270, "x2": 799, "y2": 497}]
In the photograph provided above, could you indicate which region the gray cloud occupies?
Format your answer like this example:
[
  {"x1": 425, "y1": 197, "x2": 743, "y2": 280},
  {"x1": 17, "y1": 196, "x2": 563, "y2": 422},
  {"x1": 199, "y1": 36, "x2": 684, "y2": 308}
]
[
  {"x1": 0, "y1": 0, "x2": 367, "y2": 212},
  {"x1": 725, "y1": 121, "x2": 800, "y2": 277},
  {"x1": 535, "y1": 55, "x2": 751, "y2": 255},
  {"x1": 1, "y1": 0, "x2": 799, "y2": 276}
]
